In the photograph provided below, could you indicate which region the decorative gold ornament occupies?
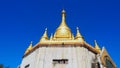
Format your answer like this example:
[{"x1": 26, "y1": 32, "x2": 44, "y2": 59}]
[
  {"x1": 50, "y1": 33, "x2": 53, "y2": 40},
  {"x1": 40, "y1": 28, "x2": 49, "y2": 42},
  {"x1": 94, "y1": 40, "x2": 101, "y2": 52},
  {"x1": 75, "y1": 27, "x2": 84, "y2": 42},
  {"x1": 24, "y1": 41, "x2": 33, "y2": 55}
]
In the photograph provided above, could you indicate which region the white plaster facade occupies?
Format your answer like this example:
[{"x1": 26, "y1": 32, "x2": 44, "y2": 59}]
[{"x1": 20, "y1": 46, "x2": 96, "y2": 68}]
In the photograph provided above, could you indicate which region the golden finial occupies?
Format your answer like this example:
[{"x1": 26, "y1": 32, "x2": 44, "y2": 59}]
[
  {"x1": 58, "y1": 9, "x2": 67, "y2": 27},
  {"x1": 24, "y1": 41, "x2": 33, "y2": 54},
  {"x1": 40, "y1": 28, "x2": 49, "y2": 42},
  {"x1": 28, "y1": 41, "x2": 32, "y2": 50},
  {"x1": 50, "y1": 33, "x2": 53, "y2": 40},
  {"x1": 62, "y1": 9, "x2": 65, "y2": 12},
  {"x1": 94, "y1": 40, "x2": 101, "y2": 52},
  {"x1": 53, "y1": 9, "x2": 72, "y2": 40},
  {"x1": 75, "y1": 27, "x2": 84, "y2": 40},
  {"x1": 43, "y1": 28, "x2": 48, "y2": 38},
  {"x1": 30, "y1": 41, "x2": 32, "y2": 44},
  {"x1": 62, "y1": 9, "x2": 66, "y2": 22}
]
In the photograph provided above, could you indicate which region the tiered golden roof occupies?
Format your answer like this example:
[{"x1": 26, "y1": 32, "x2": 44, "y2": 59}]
[
  {"x1": 24, "y1": 9, "x2": 101, "y2": 56},
  {"x1": 39, "y1": 10, "x2": 84, "y2": 44}
]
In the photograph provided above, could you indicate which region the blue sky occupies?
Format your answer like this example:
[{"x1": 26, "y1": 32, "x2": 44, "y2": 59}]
[{"x1": 0, "y1": 0, "x2": 120, "y2": 68}]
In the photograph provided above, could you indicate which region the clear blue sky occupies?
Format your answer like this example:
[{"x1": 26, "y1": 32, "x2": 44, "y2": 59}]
[{"x1": 0, "y1": 0, "x2": 120, "y2": 68}]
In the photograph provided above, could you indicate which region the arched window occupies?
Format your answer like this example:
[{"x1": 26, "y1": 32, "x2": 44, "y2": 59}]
[{"x1": 105, "y1": 56, "x2": 114, "y2": 68}]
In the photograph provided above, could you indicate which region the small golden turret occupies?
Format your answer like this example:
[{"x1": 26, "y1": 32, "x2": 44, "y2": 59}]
[
  {"x1": 24, "y1": 41, "x2": 33, "y2": 54},
  {"x1": 54, "y1": 9, "x2": 72, "y2": 40},
  {"x1": 50, "y1": 33, "x2": 53, "y2": 40},
  {"x1": 40, "y1": 28, "x2": 49, "y2": 42},
  {"x1": 75, "y1": 27, "x2": 84, "y2": 42},
  {"x1": 72, "y1": 33, "x2": 75, "y2": 40},
  {"x1": 94, "y1": 40, "x2": 101, "y2": 52}
]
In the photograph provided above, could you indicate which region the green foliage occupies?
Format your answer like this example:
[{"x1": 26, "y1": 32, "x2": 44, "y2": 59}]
[{"x1": 0, "y1": 64, "x2": 3, "y2": 68}]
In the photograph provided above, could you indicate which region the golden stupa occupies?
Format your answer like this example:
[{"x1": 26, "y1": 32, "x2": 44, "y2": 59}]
[{"x1": 54, "y1": 10, "x2": 72, "y2": 40}]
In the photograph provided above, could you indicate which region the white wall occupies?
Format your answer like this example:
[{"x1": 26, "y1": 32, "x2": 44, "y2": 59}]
[{"x1": 20, "y1": 46, "x2": 96, "y2": 68}]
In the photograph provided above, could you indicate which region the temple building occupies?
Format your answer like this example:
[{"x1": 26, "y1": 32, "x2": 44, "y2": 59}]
[{"x1": 19, "y1": 10, "x2": 116, "y2": 68}]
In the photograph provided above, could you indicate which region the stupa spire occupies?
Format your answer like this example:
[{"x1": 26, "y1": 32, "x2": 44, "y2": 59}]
[
  {"x1": 50, "y1": 33, "x2": 53, "y2": 40},
  {"x1": 75, "y1": 27, "x2": 82, "y2": 38},
  {"x1": 40, "y1": 28, "x2": 49, "y2": 42},
  {"x1": 61, "y1": 9, "x2": 66, "y2": 22},
  {"x1": 94, "y1": 40, "x2": 101, "y2": 52},
  {"x1": 54, "y1": 9, "x2": 72, "y2": 39},
  {"x1": 75, "y1": 27, "x2": 84, "y2": 42},
  {"x1": 58, "y1": 9, "x2": 68, "y2": 28},
  {"x1": 42, "y1": 28, "x2": 48, "y2": 38},
  {"x1": 24, "y1": 41, "x2": 33, "y2": 55}
]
